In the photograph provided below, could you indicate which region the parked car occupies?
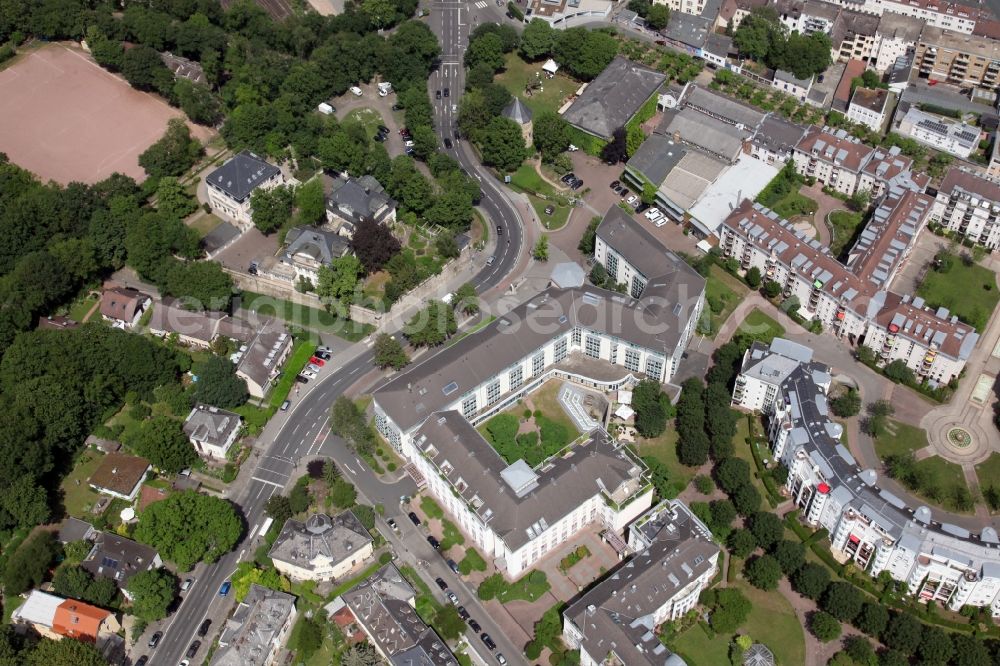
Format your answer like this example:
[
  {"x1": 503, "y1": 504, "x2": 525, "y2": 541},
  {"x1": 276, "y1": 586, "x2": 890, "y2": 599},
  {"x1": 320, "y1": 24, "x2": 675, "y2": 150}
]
[
  {"x1": 135, "y1": 657, "x2": 148, "y2": 666},
  {"x1": 408, "y1": 512, "x2": 421, "y2": 526},
  {"x1": 612, "y1": 185, "x2": 623, "y2": 194},
  {"x1": 301, "y1": 370, "x2": 317, "y2": 380},
  {"x1": 481, "y1": 633, "x2": 497, "y2": 650},
  {"x1": 457, "y1": 605, "x2": 470, "y2": 619},
  {"x1": 219, "y1": 581, "x2": 231, "y2": 597},
  {"x1": 306, "y1": 363, "x2": 321, "y2": 373},
  {"x1": 447, "y1": 559, "x2": 460, "y2": 574},
  {"x1": 295, "y1": 374, "x2": 309, "y2": 384},
  {"x1": 405, "y1": 147, "x2": 415, "y2": 155},
  {"x1": 626, "y1": 195, "x2": 639, "y2": 206},
  {"x1": 635, "y1": 202, "x2": 650, "y2": 214},
  {"x1": 444, "y1": 138, "x2": 453, "y2": 149},
  {"x1": 197, "y1": 619, "x2": 212, "y2": 638},
  {"x1": 435, "y1": 89, "x2": 442, "y2": 99},
  {"x1": 148, "y1": 632, "x2": 163, "y2": 649},
  {"x1": 468, "y1": 619, "x2": 482, "y2": 632},
  {"x1": 280, "y1": 400, "x2": 290, "y2": 411},
  {"x1": 350, "y1": 86, "x2": 363, "y2": 96},
  {"x1": 404, "y1": 140, "x2": 415, "y2": 148},
  {"x1": 400, "y1": 128, "x2": 411, "y2": 137},
  {"x1": 317, "y1": 346, "x2": 331, "y2": 354},
  {"x1": 496, "y1": 225, "x2": 503, "y2": 234},
  {"x1": 314, "y1": 350, "x2": 331, "y2": 360},
  {"x1": 373, "y1": 133, "x2": 386, "y2": 142},
  {"x1": 609, "y1": 180, "x2": 620, "y2": 189},
  {"x1": 644, "y1": 207, "x2": 662, "y2": 220},
  {"x1": 387, "y1": 518, "x2": 399, "y2": 533},
  {"x1": 620, "y1": 188, "x2": 631, "y2": 198},
  {"x1": 181, "y1": 578, "x2": 194, "y2": 591},
  {"x1": 427, "y1": 536, "x2": 440, "y2": 550},
  {"x1": 486, "y1": 256, "x2": 495, "y2": 266},
  {"x1": 186, "y1": 641, "x2": 201, "y2": 658},
  {"x1": 560, "y1": 173, "x2": 576, "y2": 184},
  {"x1": 446, "y1": 591, "x2": 459, "y2": 604},
  {"x1": 655, "y1": 218, "x2": 667, "y2": 228},
  {"x1": 497, "y1": 655, "x2": 507, "y2": 665},
  {"x1": 309, "y1": 356, "x2": 325, "y2": 367},
  {"x1": 444, "y1": 87, "x2": 450, "y2": 97},
  {"x1": 378, "y1": 125, "x2": 389, "y2": 134},
  {"x1": 570, "y1": 179, "x2": 584, "y2": 190},
  {"x1": 435, "y1": 577, "x2": 448, "y2": 591}
]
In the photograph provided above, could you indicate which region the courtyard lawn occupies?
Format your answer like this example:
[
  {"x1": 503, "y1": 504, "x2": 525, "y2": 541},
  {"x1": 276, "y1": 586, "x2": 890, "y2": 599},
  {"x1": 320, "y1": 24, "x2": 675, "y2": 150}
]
[
  {"x1": 704, "y1": 265, "x2": 748, "y2": 336},
  {"x1": 768, "y1": 190, "x2": 818, "y2": 222},
  {"x1": 345, "y1": 107, "x2": 384, "y2": 138},
  {"x1": 633, "y1": 427, "x2": 692, "y2": 498},
  {"x1": 494, "y1": 53, "x2": 580, "y2": 119},
  {"x1": 917, "y1": 260, "x2": 999, "y2": 332},
  {"x1": 59, "y1": 450, "x2": 105, "y2": 518},
  {"x1": 740, "y1": 308, "x2": 785, "y2": 342},
  {"x1": 527, "y1": 381, "x2": 581, "y2": 439},
  {"x1": 189, "y1": 213, "x2": 224, "y2": 238},
  {"x1": 670, "y1": 581, "x2": 805, "y2": 666},
  {"x1": 240, "y1": 291, "x2": 374, "y2": 342},
  {"x1": 531, "y1": 193, "x2": 572, "y2": 231},
  {"x1": 68, "y1": 294, "x2": 99, "y2": 323},
  {"x1": 827, "y1": 210, "x2": 863, "y2": 258},
  {"x1": 872, "y1": 419, "x2": 927, "y2": 458},
  {"x1": 975, "y1": 453, "x2": 1000, "y2": 511}
]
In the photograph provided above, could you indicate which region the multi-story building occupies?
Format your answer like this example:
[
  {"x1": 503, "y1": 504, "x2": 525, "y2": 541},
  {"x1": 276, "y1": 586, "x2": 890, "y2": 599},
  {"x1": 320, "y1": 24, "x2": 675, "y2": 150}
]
[
  {"x1": 847, "y1": 86, "x2": 891, "y2": 130},
  {"x1": 931, "y1": 167, "x2": 1000, "y2": 248},
  {"x1": 773, "y1": 69, "x2": 814, "y2": 102},
  {"x1": 793, "y1": 126, "x2": 877, "y2": 195},
  {"x1": 736, "y1": 339, "x2": 1000, "y2": 614},
  {"x1": 896, "y1": 105, "x2": 980, "y2": 158},
  {"x1": 325, "y1": 174, "x2": 395, "y2": 236},
  {"x1": 79, "y1": 532, "x2": 162, "y2": 600},
  {"x1": 562, "y1": 500, "x2": 718, "y2": 666},
  {"x1": 874, "y1": 13, "x2": 925, "y2": 72},
  {"x1": 857, "y1": 146, "x2": 929, "y2": 199},
  {"x1": 212, "y1": 585, "x2": 297, "y2": 666},
  {"x1": 751, "y1": 115, "x2": 809, "y2": 166},
  {"x1": 882, "y1": 0, "x2": 982, "y2": 35},
  {"x1": 833, "y1": 10, "x2": 882, "y2": 62},
  {"x1": 914, "y1": 27, "x2": 1000, "y2": 90},
  {"x1": 205, "y1": 151, "x2": 284, "y2": 231},
  {"x1": 268, "y1": 512, "x2": 373, "y2": 582},
  {"x1": 183, "y1": 404, "x2": 242, "y2": 460},
  {"x1": 720, "y1": 198, "x2": 978, "y2": 383}
]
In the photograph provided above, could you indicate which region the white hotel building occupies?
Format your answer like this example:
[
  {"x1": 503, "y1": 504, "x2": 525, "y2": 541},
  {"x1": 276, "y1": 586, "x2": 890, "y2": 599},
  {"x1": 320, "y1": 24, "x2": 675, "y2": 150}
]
[
  {"x1": 720, "y1": 196, "x2": 978, "y2": 385},
  {"x1": 373, "y1": 208, "x2": 704, "y2": 578},
  {"x1": 735, "y1": 338, "x2": 1000, "y2": 614}
]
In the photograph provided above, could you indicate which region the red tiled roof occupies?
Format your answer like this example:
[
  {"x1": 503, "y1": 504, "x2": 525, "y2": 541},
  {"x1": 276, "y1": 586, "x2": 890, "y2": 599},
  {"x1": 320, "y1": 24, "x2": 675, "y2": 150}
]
[
  {"x1": 796, "y1": 126, "x2": 874, "y2": 173},
  {"x1": 52, "y1": 600, "x2": 110, "y2": 642},
  {"x1": 835, "y1": 60, "x2": 867, "y2": 104}
]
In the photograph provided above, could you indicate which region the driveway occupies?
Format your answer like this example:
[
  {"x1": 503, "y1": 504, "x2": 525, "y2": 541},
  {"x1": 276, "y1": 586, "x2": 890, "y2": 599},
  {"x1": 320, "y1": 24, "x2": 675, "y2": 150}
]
[
  {"x1": 330, "y1": 82, "x2": 407, "y2": 158},
  {"x1": 213, "y1": 228, "x2": 280, "y2": 273}
]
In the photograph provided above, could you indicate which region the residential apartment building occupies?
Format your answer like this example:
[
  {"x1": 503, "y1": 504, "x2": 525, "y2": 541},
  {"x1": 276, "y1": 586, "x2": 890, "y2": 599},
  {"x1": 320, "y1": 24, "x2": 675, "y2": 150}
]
[
  {"x1": 848, "y1": 86, "x2": 891, "y2": 130},
  {"x1": 266, "y1": 225, "x2": 350, "y2": 285},
  {"x1": 656, "y1": 0, "x2": 710, "y2": 18},
  {"x1": 205, "y1": 151, "x2": 284, "y2": 231},
  {"x1": 751, "y1": 115, "x2": 809, "y2": 166},
  {"x1": 833, "y1": 10, "x2": 882, "y2": 62},
  {"x1": 914, "y1": 27, "x2": 1000, "y2": 89},
  {"x1": 342, "y1": 564, "x2": 458, "y2": 666},
  {"x1": 896, "y1": 105, "x2": 980, "y2": 158},
  {"x1": 183, "y1": 404, "x2": 242, "y2": 460},
  {"x1": 736, "y1": 339, "x2": 1000, "y2": 614},
  {"x1": 212, "y1": 585, "x2": 297, "y2": 666},
  {"x1": 325, "y1": 174, "x2": 395, "y2": 235},
  {"x1": 719, "y1": 198, "x2": 978, "y2": 383},
  {"x1": 882, "y1": 0, "x2": 981, "y2": 34},
  {"x1": 931, "y1": 167, "x2": 1000, "y2": 248},
  {"x1": 874, "y1": 13, "x2": 925, "y2": 72},
  {"x1": 562, "y1": 500, "x2": 718, "y2": 666},
  {"x1": 773, "y1": 69, "x2": 814, "y2": 102},
  {"x1": 268, "y1": 512, "x2": 373, "y2": 582},
  {"x1": 793, "y1": 126, "x2": 877, "y2": 195}
]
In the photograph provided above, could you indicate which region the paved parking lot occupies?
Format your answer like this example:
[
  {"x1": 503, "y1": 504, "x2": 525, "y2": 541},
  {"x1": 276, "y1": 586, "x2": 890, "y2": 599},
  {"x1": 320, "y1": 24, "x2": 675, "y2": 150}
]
[{"x1": 214, "y1": 228, "x2": 280, "y2": 272}]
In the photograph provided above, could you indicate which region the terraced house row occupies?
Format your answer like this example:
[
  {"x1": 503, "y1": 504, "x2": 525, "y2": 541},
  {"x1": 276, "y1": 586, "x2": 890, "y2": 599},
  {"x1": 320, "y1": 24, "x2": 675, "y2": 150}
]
[{"x1": 734, "y1": 339, "x2": 1000, "y2": 613}]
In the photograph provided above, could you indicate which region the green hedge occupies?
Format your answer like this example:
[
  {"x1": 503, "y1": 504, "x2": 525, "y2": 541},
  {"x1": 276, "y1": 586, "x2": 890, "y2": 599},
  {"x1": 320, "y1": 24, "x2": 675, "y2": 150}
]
[{"x1": 566, "y1": 126, "x2": 608, "y2": 157}]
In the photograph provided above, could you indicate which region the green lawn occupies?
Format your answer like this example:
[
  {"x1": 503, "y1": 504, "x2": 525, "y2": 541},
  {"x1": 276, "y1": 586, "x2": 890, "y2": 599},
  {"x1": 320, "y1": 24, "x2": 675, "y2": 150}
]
[
  {"x1": 240, "y1": 291, "x2": 374, "y2": 342},
  {"x1": 459, "y1": 547, "x2": 487, "y2": 574},
  {"x1": 826, "y1": 210, "x2": 863, "y2": 258},
  {"x1": 526, "y1": 381, "x2": 581, "y2": 439},
  {"x1": 670, "y1": 581, "x2": 805, "y2": 666},
  {"x1": 344, "y1": 107, "x2": 385, "y2": 138},
  {"x1": 59, "y1": 450, "x2": 105, "y2": 518},
  {"x1": 769, "y1": 191, "x2": 818, "y2": 221},
  {"x1": 633, "y1": 427, "x2": 692, "y2": 498},
  {"x1": 189, "y1": 213, "x2": 224, "y2": 238},
  {"x1": 975, "y1": 453, "x2": 1000, "y2": 512},
  {"x1": 68, "y1": 295, "x2": 99, "y2": 323},
  {"x1": 496, "y1": 571, "x2": 551, "y2": 603},
  {"x1": 874, "y1": 419, "x2": 972, "y2": 513},
  {"x1": 267, "y1": 340, "x2": 318, "y2": 411},
  {"x1": 421, "y1": 496, "x2": 444, "y2": 520},
  {"x1": 872, "y1": 419, "x2": 927, "y2": 458},
  {"x1": 917, "y1": 260, "x2": 999, "y2": 332},
  {"x1": 494, "y1": 52, "x2": 580, "y2": 118},
  {"x1": 740, "y1": 308, "x2": 786, "y2": 342},
  {"x1": 704, "y1": 265, "x2": 748, "y2": 337},
  {"x1": 531, "y1": 193, "x2": 572, "y2": 231}
]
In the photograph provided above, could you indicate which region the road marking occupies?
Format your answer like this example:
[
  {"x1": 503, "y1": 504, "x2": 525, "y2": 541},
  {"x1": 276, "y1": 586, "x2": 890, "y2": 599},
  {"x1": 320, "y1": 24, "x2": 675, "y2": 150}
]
[
  {"x1": 343, "y1": 463, "x2": 357, "y2": 475},
  {"x1": 356, "y1": 457, "x2": 365, "y2": 468},
  {"x1": 248, "y1": 523, "x2": 261, "y2": 540},
  {"x1": 349, "y1": 367, "x2": 360, "y2": 375},
  {"x1": 474, "y1": 0, "x2": 487, "y2": 7},
  {"x1": 251, "y1": 476, "x2": 286, "y2": 488}
]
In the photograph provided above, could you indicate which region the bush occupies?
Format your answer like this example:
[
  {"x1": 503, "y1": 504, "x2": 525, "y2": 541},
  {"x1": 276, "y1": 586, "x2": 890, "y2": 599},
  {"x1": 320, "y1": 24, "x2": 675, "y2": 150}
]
[{"x1": 810, "y1": 611, "x2": 841, "y2": 642}]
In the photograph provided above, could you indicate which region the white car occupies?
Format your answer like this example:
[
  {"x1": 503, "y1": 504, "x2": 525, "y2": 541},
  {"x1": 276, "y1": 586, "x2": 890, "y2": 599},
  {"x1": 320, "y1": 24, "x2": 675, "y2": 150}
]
[
  {"x1": 655, "y1": 218, "x2": 667, "y2": 227},
  {"x1": 626, "y1": 195, "x2": 639, "y2": 206},
  {"x1": 404, "y1": 140, "x2": 415, "y2": 148},
  {"x1": 300, "y1": 369, "x2": 317, "y2": 380},
  {"x1": 306, "y1": 363, "x2": 322, "y2": 373},
  {"x1": 350, "y1": 86, "x2": 363, "y2": 96},
  {"x1": 645, "y1": 207, "x2": 662, "y2": 221}
]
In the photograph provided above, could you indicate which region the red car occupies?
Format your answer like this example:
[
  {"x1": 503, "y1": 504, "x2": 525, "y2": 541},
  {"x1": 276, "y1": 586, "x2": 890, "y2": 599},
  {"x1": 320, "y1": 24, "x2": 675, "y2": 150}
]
[{"x1": 309, "y1": 356, "x2": 325, "y2": 367}]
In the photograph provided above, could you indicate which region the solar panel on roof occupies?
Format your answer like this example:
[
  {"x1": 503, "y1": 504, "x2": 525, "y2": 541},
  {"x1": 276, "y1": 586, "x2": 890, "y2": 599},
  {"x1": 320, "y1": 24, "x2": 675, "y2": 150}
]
[{"x1": 442, "y1": 382, "x2": 458, "y2": 396}]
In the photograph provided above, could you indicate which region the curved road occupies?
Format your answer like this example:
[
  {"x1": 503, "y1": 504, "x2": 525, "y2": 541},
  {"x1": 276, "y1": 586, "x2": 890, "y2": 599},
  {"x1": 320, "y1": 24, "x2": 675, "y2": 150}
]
[{"x1": 149, "y1": 5, "x2": 525, "y2": 666}]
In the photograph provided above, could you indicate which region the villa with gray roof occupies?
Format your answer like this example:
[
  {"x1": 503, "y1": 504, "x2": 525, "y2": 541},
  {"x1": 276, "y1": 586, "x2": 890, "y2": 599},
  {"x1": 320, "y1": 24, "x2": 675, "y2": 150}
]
[
  {"x1": 343, "y1": 564, "x2": 457, "y2": 666},
  {"x1": 325, "y1": 174, "x2": 395, "y2": 233},
  {"x1": 735, "y1": 339, "x2": 1000, "y2": 614},
  {"x1": 212, "y1": 585, "x2": 297, "y2": 666},
  {"x1": 269, "y1": 512, "x2": 374, "y2": 582},
  {"x1": 269, "y1": 225, "x2": 351, "y2": 284},
  {"x1": 206, "y1": 151, "x2": 284, "y2": 230},
  {"x1": 562, "y1": 500, "x2": 718, "y2": 666},
  {"x1": 562, "y1": 57, "x2": 666, "y2": 140},
  {"x1": 183, "y1": 403, "x2": 242, "y2": 460}
]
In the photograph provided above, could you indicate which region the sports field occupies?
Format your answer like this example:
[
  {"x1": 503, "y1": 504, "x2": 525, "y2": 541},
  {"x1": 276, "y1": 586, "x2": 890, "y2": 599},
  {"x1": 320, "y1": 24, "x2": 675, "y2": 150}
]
[{"x1": 0, "y1": 44, "x2": 209, "y2": 184}]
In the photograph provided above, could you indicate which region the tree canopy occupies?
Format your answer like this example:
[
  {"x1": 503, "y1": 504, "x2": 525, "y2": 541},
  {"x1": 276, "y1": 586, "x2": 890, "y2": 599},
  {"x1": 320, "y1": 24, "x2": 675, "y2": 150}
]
[
  {"x1": 126, "y1": 568, "x2": 177, "y2": 621},
  {"x1": 191, "y1": 355, "x2": 249, "y2": 408},
  {"x1": 134, "y1": 490, "x2": 242, "y2": 570}
]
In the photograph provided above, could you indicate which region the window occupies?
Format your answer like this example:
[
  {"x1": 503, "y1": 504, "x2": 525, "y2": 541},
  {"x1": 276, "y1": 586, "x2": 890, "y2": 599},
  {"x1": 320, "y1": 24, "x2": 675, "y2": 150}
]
[
  {"x1": 532, "y1": 352, "x2": 545, "y2": 376},
  {"x1": 606, "y1": 252, "x2": 618, "y2": 280},
  {"x1": 554, "y1": 337, "x2": 568, "y2": 362},
  {"x1": 625, "y1": 348, "x2": 641, "y2": 372},
  {"x1": 509, "y1": 366, "x2": 523, "y2": 391},
  {"x1": 630, "y1": 276, "x2": 645, "y2": 298},
  {"x1": 486, "y1": 381, "x2": 501, "y2": 406},
  {"x1": 645, "y1": 355, "x2": 664, "y2": 380},
  {"x1": 462, "y1": 394, "x2": 477, "y2": 418},
  {"x1": 585, "y1": 335, "x2": 601, "y2": 358},
  {"x1": 572, "y1": 327, "x2": 582, "y2": 346}
]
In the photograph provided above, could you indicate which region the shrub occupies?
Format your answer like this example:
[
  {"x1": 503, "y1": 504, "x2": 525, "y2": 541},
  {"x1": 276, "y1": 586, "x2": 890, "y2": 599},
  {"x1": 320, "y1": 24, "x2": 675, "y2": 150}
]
[{"x1": 810, "y1": 611, "x2": 841, "y2": 642}]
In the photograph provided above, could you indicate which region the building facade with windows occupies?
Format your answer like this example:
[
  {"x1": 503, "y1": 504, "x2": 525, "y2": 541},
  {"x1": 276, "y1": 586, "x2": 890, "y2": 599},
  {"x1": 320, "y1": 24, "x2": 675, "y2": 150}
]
[
  {"x1": 896, "y1": 105, "x2": 980, "y2": 158},
  {"x1": 205, "y1": 151, "x2": 284, "y2": 230},
  {"x1": 913, "y1": 27, "x2": 1000, "y2": 90},
  {"x1": 931, "y1": 167, "x2": 1000, "y2": 249},
  {"x1": 792, "y1": 126, "x2": 876, "y2": 195},
  {"x1": 847, "y1": 87, "x2": 890, "y2": 130},
  {"x1": 735, "y1": 339, "x2": 1000, "y2": 615}
]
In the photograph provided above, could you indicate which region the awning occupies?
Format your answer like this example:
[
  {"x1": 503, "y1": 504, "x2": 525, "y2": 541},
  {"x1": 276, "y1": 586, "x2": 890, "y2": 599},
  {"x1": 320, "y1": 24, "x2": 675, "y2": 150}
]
[{"x1": 615, "y1": 405, "x2": 635, "y2": 420}]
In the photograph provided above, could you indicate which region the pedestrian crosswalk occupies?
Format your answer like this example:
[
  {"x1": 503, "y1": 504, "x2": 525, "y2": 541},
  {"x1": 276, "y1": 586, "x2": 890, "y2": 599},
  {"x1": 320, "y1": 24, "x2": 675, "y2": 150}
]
[{"x1": 473, "y1": 1, "x2": 488, "y2": 8}]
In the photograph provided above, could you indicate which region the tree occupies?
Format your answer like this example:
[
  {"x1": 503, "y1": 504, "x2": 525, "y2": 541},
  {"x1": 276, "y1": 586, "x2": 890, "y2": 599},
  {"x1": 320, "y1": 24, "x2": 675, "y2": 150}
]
[
  {"x1": 191, "y1": 355, "x2": 249, "y2": 408},
  {"x1": 480, "y1": 117, "x2": 529, "y2": 172},
  {"x1": 316, "y1": 255, "x2": 363, "y2": 304},
  {"x1": 435, "y1": 233, "x2": 460, "y2": 260},
  {"x1": 174, "y1": 79, "x2": 221, "y2": 126},
  {"x1": 744, "y1": 554, "x2": 782, "y2": 590},
  {"x1": 555, "y1": 28, "x2": 618, "y2": 80},
  {"x1": 791, "y1": 562, "x2": 830, "y2": 600},
  {"x1": 289, "y1": 478, "x2": 311, "y2": 513},
  {"x1": 830, "y1": 388, "x2": 861, "y2": 417},
  {"x1": 294, "y1": 179, "x2": 327, "y2": 225},
  {"x1": 373, "y1": 334, "x2": 410, "y2": 370},
  {"x1": 265, "y1": 495, "x2": 293, "y2": 526},
  {"x1": 882, "y1": 612, "x2": 922, "y2": 655},
  {"x1": 126, "y1": 568, "x2": 177, "y2": 621},
  {"x1": 708, "y1": 587, "x2": 751, "y2": 633},
  {"x1": 633, "y1": 379, "x2": 671, "y2": 438},
  {"x1": 646, "y1": 4, "x2": 670, "y2": 30},
  {"x1": 121, "y1": 44, "x2": 170, "y2": 92},
  {"x1": 329, "y1": 479, "x2": 357, "y2": 508},
  {"x1": 842, "y1": 636, "x2": 877, "y2": 666},
  {"x1": 866, "y1": 399, "x2": 895, "y2": 436},
  {"x1": 849, "y1": 187, "x2": 871, "y2": 213},
  {"x1": 745, "y1": 266, "x2": 762, "y2": 288},
  {"x1": 533, "y1": 112, "x2": 570, "y2": 161},
  {"x1": 293, "y1": 615, "x2": 324, "y2": 659},
  {"x1": 810, "y1": 611, "x2": 842, "y2": 642},
  {"x1": 579, "y1": 216, "x2": 601, "y2": 254},
  {"x1": 4, "y1": 531, "x2": 59, "y2": 596},
  {"x1": 882, "y1": 360, "x2": 915, "y2": 386},
  {"x1": 138, "y1": 118, "x2": 202, "y2": 180},
  {"x1": 405, "y1": 301, "x2": 457, "y2": 347},
  {"x1": 853, "y1": 602, "x2": 889, "y2": 637},
  {"x1": 589, "y1": 262, "x2": 608, "y2": 287},
  {"x1": 601, "y1": 127, "x2": 628, "y2": 165},
  {"x1": 520, "y1": 19, "x2": 557, "y2": 60},
  {"x1": 763, "y1": 280, "x2": 781, "y2": 298},
  {"x1": 464, "y1": 33, "x2": 506, "y2": 72},
  {"x1": 821, "y1": 582, "x2": 863, "y2": 622},
  {"x1": 250, "y1": 185, "x2": 294, "y2": 234},
  {"x1": 453, "y1": 282, "x2": 479, "y2": 316},
  {"x1": 342, "y1": 643, "x2": 382, "y2": 666},
  {"x1": 951, "y1": 634, "x2": 991, "y2": 666},
  {"x1": 748, "y1": 511, "x2": 783, "y2": 550},
  {"x1": 134, "y1": 490, "x2": 242, "y2": 570},
  {"x1": 123, "y1": 416, "x2": 198, "y2": 474},
  {"x1": 26, "y1": 639, "x2": 107, "y2": 666},
  {"x1": 917, "y1": 626, "x2": 952, "y2": 664},
  {"x1": 230, "y1": 561, "x2": 289, "y2": 601},
  {"x1": 434, "y1": 604, "x2": 467, "y2": 640},
  {"x1": 52, "y1": 565, "x2": 116, "y2": 607},
  {"x1": 156, "y1": 177, "x2": 197, "y2": 221},
  {"x1": 533, "y1": 235, "x2": 549, "y2": 261},
  {"x1": 350, "y1": 218, "x2": 402, "y2": 274},
  {"x1": 727, "y1": 529, "x2": 757, "y2": 558},
  {"x1": 771, "y1": 539, "x2": 805, "y2": 575}
]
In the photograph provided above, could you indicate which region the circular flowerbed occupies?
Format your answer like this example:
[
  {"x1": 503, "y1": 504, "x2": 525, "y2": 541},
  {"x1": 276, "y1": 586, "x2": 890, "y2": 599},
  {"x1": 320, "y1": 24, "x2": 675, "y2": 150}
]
[{"x1": 947, "y1": 427, "x2": 972, "y2": 449}]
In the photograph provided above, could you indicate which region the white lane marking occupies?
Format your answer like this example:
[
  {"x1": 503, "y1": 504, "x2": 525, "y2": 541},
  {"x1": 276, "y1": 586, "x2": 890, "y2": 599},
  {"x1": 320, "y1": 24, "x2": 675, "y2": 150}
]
[
  {"x1": 474, "y1": 1, "x2": 487, "y2": 7},
  {"x1": 349, "y1": 367, "x2": 360, "y2": 375},
  {"x1": 356, "y1": 457, "x2": 364, "y2": 468},
  {"x1": 343, "y1": 463, "x2": 357, "y2": 475},
  {"x1": 251, "y1": 476, "x2": 286, "y2": 488},
  {"x1": 248, "y1": 523, "x2": 261, "y2": 540}
]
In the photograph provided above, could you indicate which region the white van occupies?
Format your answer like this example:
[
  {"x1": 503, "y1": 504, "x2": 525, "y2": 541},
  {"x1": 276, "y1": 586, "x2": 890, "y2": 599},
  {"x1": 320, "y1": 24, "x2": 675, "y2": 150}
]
[{"x1": 350, "y1": 86, "x2": 363, "y2": 97}]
